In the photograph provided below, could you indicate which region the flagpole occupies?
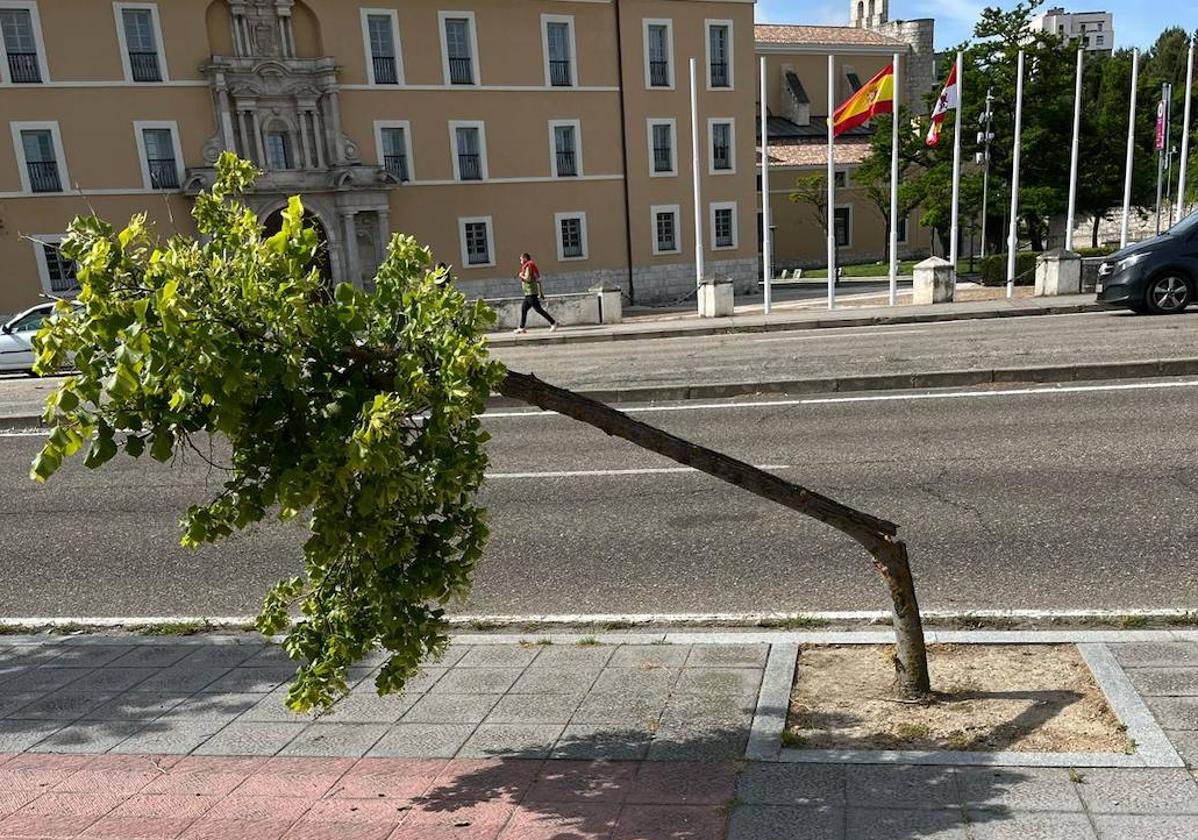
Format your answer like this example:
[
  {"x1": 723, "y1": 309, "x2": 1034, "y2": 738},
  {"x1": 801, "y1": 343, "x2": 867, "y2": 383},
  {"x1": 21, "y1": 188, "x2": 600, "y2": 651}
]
[
  {"x1": 949, "y1": 51, "x2": 963, "y2": 275},
  {"x1": 1177, "y1": 41, "x2": 1194, "y2": 226},
  {"x1": 1121, "y1": 48, "x2": 1140, "y2": 249},
  {"x1": 1006, "y1": 50, "x2": 1025, "y2": 300},
  {"x1": 690, "y1": 58, "x2": 704, "y2": 313},
  {"x1": 761, "y1": 56, "x2": 773, "y2": 314},
  {"x1": 1066, "y1": 47, "x2": 1083, "y2": 251},
  {"x1": 889, "y1": 52, "x2": 900, "y2": 307},
  {"x1": 827, "y1": 53, "x2": 836, "y2": 311},
  {"x1": 1156, "y1": 85, "x2": 1167, "y2": 235}
]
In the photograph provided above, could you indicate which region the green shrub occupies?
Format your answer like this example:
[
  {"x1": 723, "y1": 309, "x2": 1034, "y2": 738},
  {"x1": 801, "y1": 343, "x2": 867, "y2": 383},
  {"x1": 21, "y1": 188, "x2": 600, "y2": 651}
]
[
  {"x1": 1075, "y1": 246, "x2": 1116, "y2": 259},
  {"x1": 978, "y1": 252, "x2": 1039, "y2": 286}
]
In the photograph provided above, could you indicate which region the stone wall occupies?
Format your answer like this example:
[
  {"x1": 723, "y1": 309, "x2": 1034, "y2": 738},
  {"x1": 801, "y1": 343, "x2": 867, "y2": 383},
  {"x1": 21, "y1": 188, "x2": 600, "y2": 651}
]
[{"x1": 874, "y1": 19, "x2": 936, "y2": 113}]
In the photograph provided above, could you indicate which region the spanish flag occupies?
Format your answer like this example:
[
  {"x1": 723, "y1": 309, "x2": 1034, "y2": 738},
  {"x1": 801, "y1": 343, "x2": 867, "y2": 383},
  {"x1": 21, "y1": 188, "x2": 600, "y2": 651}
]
[{"x1": 831, "y1": 63, "x2": 895, "y2": 137}]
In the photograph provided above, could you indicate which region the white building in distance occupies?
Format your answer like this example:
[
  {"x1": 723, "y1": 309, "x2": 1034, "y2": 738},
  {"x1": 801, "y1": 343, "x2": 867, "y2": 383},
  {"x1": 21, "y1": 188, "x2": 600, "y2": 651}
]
[{"x1": 1036, "y1": 7, "x2": 1115, "y2": 52}]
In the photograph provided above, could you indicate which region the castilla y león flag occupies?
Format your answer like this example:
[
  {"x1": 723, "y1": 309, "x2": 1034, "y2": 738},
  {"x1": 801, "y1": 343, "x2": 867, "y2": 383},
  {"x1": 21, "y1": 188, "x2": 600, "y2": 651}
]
[
  {"x1": 926, "y1": 62, "x2": 960, "y2": 147},
  {"x1": 832, "y1": 63, "x2": 895, "y2": 137}
]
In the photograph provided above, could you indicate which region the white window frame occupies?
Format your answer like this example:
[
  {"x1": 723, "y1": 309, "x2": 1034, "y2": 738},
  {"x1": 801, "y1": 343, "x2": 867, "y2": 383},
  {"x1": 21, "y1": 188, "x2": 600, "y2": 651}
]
[
  {"x1": 0, "y1": 1, "x2": 50, "y2": 84},
  {"x1": 650, "y1": 203, "x2": 682, "y2": 256},
  {"x1": 642, "y1": 18, "x2": 674, "y2": 90},
  {"x1": 707, "y1": 118, "x2": 735, "y2": 176},
  {"x1": 113, "y1": 2, "x2": 168, "y2": 83},
  {"x1": 710, "y1": 201, "x2": 738, "y2": 250},
  {"x1": 374, "y1": 119, "x2": 414, "y2": 182},
  {"x1": 540, "y1": 13, "x2": 576, "y2": 88},
  {"x1": 133, "y1": 120, "x2": 184, "y2": 191},
  {"x1": 449, "y1": 120, "x2": 488, "y2": 181},
  {"x1": 360, "y1": 8, "x2": 404, "y2": 86},
  {"x1": 834, "y1": 204, "x2": 853, "y2": 249},
  {"x1": 833, "y1": 169, "x2": 849, "y2": 189},
  {"x1": 547, "y1": 119, "x2": 582, "y2": 178},
  {"x1": 31, "y1": 233, "x2": 79, "y2": 296},
  {"x1": 554, "y1": 211, "x2": 589, "y2": 262},
  {"x1": 10, "y1": 120, "x2": 69, "y2": 193},
  {"x1": 646, "y1": 118, "x2": 677, "y2": 178},
  {"x1": 439, "y1": 10, "x2": 480, "y2": 86},
  {"x1": 459, "y1": 215, "x2": 495, "y2": 269},
  {"x1": 896, "y1": 213, "x2": 909, "y2": 245},
  {"x1": 704, "y1": 19, "x2": 734, "y2": 91}
]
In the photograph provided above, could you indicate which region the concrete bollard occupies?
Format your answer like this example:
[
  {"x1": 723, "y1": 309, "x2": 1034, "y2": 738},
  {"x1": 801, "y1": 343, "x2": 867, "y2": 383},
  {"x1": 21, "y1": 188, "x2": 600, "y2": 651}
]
[
  {"x1": 698, "y1": 277, "x2": 735, "y2": 318},
  {"x1": 912, "y1": 256, "x2": 955, "y2": 305},
  {"x1": 590, "y1": 282, "x2": 623, "y2": 324},
  {"x1": 1034, "y1": 248, "x2": 1082, "y2": 296}
]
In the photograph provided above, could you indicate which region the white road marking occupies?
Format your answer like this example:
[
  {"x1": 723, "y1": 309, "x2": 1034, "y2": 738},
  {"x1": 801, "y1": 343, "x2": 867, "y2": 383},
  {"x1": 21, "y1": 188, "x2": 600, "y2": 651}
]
[
  {"x1": 483, "y1": 379, "x2": 1198, "y2": 419},
  {"x1": 487, "y1": 464, "x2": 790, "y2": 480},
  {"x1": 750, "y1": 329, "x2": 929, "y2": 343}
]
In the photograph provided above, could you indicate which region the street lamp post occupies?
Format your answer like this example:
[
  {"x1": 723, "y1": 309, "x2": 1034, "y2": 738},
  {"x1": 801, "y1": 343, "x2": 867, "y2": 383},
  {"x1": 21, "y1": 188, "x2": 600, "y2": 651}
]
[{"x1": 978, "y1": 89, "x2": 995, "y2": 259}]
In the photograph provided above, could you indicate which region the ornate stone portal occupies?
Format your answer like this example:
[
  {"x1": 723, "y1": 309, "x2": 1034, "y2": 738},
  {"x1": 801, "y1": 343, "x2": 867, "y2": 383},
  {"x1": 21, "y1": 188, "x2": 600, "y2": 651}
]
[{"x1": 186, "y1": 0, "x2": 396, "y2": 287}]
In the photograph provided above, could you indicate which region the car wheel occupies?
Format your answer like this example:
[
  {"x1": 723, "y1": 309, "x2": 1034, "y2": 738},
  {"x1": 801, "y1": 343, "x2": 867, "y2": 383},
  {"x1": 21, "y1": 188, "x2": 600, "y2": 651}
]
[{"x1": 1145, "y1": 274, "x2": 1192, "y2": 314}]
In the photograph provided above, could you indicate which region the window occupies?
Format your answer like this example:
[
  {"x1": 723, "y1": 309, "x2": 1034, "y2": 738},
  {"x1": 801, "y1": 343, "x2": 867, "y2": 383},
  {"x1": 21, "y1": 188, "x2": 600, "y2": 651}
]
[
  {"x1": 0, "y1": 3, "x2": 46, "y2": 84},
  {"x1": 711, "y1": 202, "x2": 737, "y2": 249},
  {"x1": 555, "y1": 212, "x2": 588, "y2": 261},
  {"x1": 833, "y1": 170, "x2": 848, "y2": 188},
  {"x1": 706, "y1": 21, "x2": 732, "y2": 89},
  {"x1": 834, "y1": 206, "x2": 852, "y2": 248},
  {"x1": 896, "y1": 214, "x2": 909, "y2": 244},
  {"x1": 542, "y1": 15, "x2": 575, "y2": 87},
  {"x1": 265, "y1": 130, "x2": 293, "y2": 170},
  {"x1": 441, "y1": 12, "x2": 478, "y2": 86},
  {"x1": 362, "y1": 10, "x2": 402, "y2": 85},
  {"x1": 644, "y1": 19, "x2": 672, "y2": 89},
  {"x1": 459, "y1": 216, "x2": 494, "y2": 268},
  {"x1": 709, "y1": 119, "x2": 734, "y2": 174},
  {"x1": 11, "y1": 122, "x2": 66, "y2": 193},
  {"x1": 135, "y1": 121, "x2": 182, "y2": 190},
  {"x1": 651, "y1": 204, "x2": 681, "y2": 255},
  {"x1": 116, "y1": 4, "x2": 166, "y2": 83},
  {"x1": 845, "y1": 70, "x2": 862, "y2": 92},
  {"x1": 33, "y1": 237, "x2": 79, "y2": 295},
  {"x1": 1096, "y1": 35, "x2": 1105, "y2": 46},
  {"x1": 450, "y1": 121, "x2": 487, "y2": 181},
  {"x1": 549, "y1": 120, "x2": 580, "y2": 177},
  {"x1": 375, "y1": 121, "x2": 412, "y2": 182},
  {"x1": 648, "y1": 119, "x2": 676, "y2": 176}
]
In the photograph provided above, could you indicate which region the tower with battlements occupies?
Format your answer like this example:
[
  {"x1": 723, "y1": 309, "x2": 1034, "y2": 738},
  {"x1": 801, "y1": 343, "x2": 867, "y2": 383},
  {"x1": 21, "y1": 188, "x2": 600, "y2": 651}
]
[{"x1": 850, "y1": 0, "x2": 936, "y2": 111}]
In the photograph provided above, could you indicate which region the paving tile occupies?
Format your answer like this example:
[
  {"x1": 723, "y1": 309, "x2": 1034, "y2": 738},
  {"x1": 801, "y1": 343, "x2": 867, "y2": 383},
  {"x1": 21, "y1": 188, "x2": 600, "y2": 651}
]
[
  {"x1": 498, "y1": 802, "x2": 620, "y2": 839},
  {"x1": 140, "y1": 756, "x2": 267, "y2": 796},
  {"x1": 424, "y1": 757, "x2": 543, "y2": 805},
  {"x1": 105, "y1": 793, "x2": 218, "y2": 819},
  {"x1": 233, "y1": 756, "x2": 355, "y2": 798},
  {"x1": 176, "y1": 646, "x2": 259, "y2": 669},
  {"x1": 457, "y1": 724, "x2": 564, "y2": 759},
  {"x1": 84, "y1": 693, "x2": 189, "y2": 721},
  {"x1": 552, "y1": 725, "x2": 654, "y2": 761},
  {"x1": 0, "y1": 753, "x2": 94, "y2": 791},
  {"x1": 198, "y1": 666, "x2": 297, "y2": 695},
  {"x1": 0, "y1": 791, "x2": 125, "y2": 838},
  {"x1": 685, "y1": 644, "x2": 769, "y2": 669},
  {"x1": 1092, "y1": 814, "x2": 1198, "y2": 839},
  {"x1": 1127, "y1": 667, "x2": 1198, "y2": 697},
  {"x1": 660, "y1": 693, "x2": 754, "y2": 727},
  {"x1": 280, "y1": 723, "x2": 388, "y2": 757},
  {"x1": 672, "y1": 668, "x2": 762, "y2": 698},
  {"x1": 726, "y1": 804, "x2": 845, "y2": 840},
  {"x1": 108, "y1": 646, "x2": 195, "y2": 669},
  {"x1": 44, "y1": 646, "x2": 131, "y2": 669},
  {"x1": 524, "y1": 760, "x2": 637, "y2": 804},
  {"x1": 589, "y1": 668, "x2": 680, "y2": 695},
  {"x1": 1147, "y1": 697, "x2": 1198, "y2": 730},
  {"x1": 0, "y1": 790, "x2": 39, "y2": 820},
  {"x1": 315, "y1": 689, "x2": 418, "y2": 724},
  {"x1": 433, "y1": 645, "x2": 471, "y2": 668},
  {"x1": 510, "y1": 668, "x2": 602, "y2": 695},
  {"x1": 238, "y1": 646, "x2": 295, "y2": 668},
  {"x1": 627, "y1": 762, "x2": 737, "y2": 805},
  {"x1": 845, "y1": 807, "x2": 969, "y2": 839},
  {"x1": 966, "y1": 811, "x2": 1098, "y2": 839},
  {"x1": 129, "y1": 666, "x2": 229, "y2": 694},
  {"x1": 1112, "y1": 642, "x2": 1198, "y2": 669},
  {"x1": 401, "y1": 798, "x2": 516, "y2": 835},
  {"x1": 0, "y1": 718, "x2": 64, "y2": 752},
  {"x1": 402, "y1": 693, "x2": 502, "y2": 725},
  {"x1": 1072, "y1": 768, "x2": 1198, "y2": 814},
  {"x1": 366, "y1": 724, "x2": 475, "y2": 758},
  {"x1": 110, "y1": 721, "x2": 228, "y2": 755},
  {"x1": 240, "y1": 687, "x2": 319, "y2": 724},
  {"x1": 388, "y1": 824, "x2": 506, "y2": 840},
  {"x1": 485, "y1": 693, "x2": 583, "y2": 725},
  {"x1": 81, "y1": 814, "x2": 201, "y2": 838},
  {"x1": 327, "y1": 757, "x2": 446, "y2": 800},
  {"x1": 54, "y1": 755, "x2": 182, "y2": 796},
  {"x1": 455, "y1": 647, "x2": 540, "y2": 669},
  {"x1": 193, "y1": 721, "x2": 307, "y2": 756},
  {"x1": 29, "y1": 720, "x2": 146, "y2": 753},
  {"x1": 572, "y1": 690, "x2": 669, "y2": 725},
  {"x1": 67, "y1": 668, "x2": 159, "y2": 693},
  {"x1": 524, "y1": 646, "x2": 613, "y2": 669},
  {"x1": 180, "y1": 818, "x2": 299, "y2": 840},
  {"x1": 283, "y1": 821, "x2": 394, "y2": 840},
  {"x1": 396, "y1": 668, "x2": 448, "y2": 695},
  {"x1": 611, "y1": 803, "x2": 726, "y2": 840},
  {"x1": 1165, "y1": 730, "x2": 1198, "y2": 768},
  {"x1": 159, "y1": 692, "x2": 262, "y2": 721},
  {"x1": 956, "y1": 767, "x2": 1083, "y2": 813},
  {"x1": 607, "y1": 646, "x2": 690, "y2": 669},
  {"x1": 301, "y1": 797, "x2": 410, "y2": 824},
  {"x1": 430, "y1": 668, "x2": 523, "y2": 695},
  {"x1": 5, "y1": 668, "x2": 92, "y2": 694},
  {"x1": 646, "y1": 725, "x2": 747, "y2": 762},
  {"x1": 844, "y1": 764, "x2": 962, "y2": 811},
  {"x1": 14, "y1": 689, "x2": 116, "y2": 720},
  {"x1": 737, "y1": 763, "x2": 846, "y2": 807},
  {"x1": 0, "y1": 691, "x2": 42, "y2": 718}
]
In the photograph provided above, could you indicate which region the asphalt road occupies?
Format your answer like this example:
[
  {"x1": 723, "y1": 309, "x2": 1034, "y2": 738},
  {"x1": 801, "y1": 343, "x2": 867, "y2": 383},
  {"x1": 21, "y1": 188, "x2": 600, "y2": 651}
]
[{"x1": 2, "y1": 377, "x2": 1198, "y2": 618}]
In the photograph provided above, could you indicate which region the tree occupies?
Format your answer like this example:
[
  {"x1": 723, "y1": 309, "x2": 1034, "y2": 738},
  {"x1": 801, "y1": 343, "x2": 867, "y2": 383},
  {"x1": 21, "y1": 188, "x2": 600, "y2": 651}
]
[
  {"x1": 32, "y1": 155, "x2": 933, "y2": 704},
  {"x1": 789, "y1": 172, "x2": 830, "y2": 235}
]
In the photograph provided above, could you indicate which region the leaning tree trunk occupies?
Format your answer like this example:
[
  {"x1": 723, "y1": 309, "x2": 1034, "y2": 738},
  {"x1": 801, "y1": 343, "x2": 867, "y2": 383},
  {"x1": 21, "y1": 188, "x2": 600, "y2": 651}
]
[{"x1": 498, "y1": 370, "x2": 932, "y2": 700}]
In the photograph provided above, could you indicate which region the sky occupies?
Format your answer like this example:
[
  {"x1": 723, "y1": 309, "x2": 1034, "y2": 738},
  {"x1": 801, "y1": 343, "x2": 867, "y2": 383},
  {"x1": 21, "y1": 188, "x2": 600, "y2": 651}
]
[{"x1": 755, "y1": 1, "x2": 1198, "y2": 51}]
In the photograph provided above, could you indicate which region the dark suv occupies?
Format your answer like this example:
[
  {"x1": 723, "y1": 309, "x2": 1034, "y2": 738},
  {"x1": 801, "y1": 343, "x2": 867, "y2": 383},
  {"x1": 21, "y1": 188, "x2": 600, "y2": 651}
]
[{"x1": 1097, "y1": 210, "x2": 1198, "y2": 313}]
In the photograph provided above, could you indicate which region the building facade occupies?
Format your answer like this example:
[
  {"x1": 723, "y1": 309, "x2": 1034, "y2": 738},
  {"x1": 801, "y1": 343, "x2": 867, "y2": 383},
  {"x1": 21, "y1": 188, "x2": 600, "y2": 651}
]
[
  {"x1": 1035, "y1": 7, "x2": 1115, "y2": 53},
  {"x1": 0, "y1": 0, "x2": 759, "y2": 315}
]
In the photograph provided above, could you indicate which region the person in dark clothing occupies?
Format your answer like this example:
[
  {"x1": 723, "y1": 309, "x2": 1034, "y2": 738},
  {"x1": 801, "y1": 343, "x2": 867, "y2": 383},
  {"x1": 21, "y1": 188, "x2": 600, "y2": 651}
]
[{"x1": 515, "y1": 252, "x2": 557, "y2": 334}]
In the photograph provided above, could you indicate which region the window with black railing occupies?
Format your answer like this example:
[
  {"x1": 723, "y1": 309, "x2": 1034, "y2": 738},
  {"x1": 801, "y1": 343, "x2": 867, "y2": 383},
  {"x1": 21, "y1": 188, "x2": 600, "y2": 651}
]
[
  {"x1": 710, "y1": 61, "x2": 729, "y2": 88},
  {"x1": 384, "y1": 154, "x2": 409, "y2": 182},
  {"x1": 6, "y1": 52, "x2": 40, "y2": 83},
  {"x1": 373, "y1": 55, "x2": 398, "y2": 85},
  {"x1": 715, "y1": 209, "x2": 734, "y2": 247},
  {"x1": 708, "y1": 25, "x2": 730, "y2": 88},
  {"x1": 147, "y1": 158, "x2": 178, "y2": 189},
  {"x1": 128, "y1": 51, "x2": 161, "y2": 82},
  {"x1": 549, "y1": 59, "x2": 572, "y2": 87},
  {"x1": 27, "y1": 160, "x2": 61, "y2": 193},
  {"x1": 42, "y1": 244, "x2": 79, "y2": 294},
  {"x1": 555, "y1": 150, "x2": 577, "y2": 177},
  {"x1": 457, "y1": 153, "x2": 481, "y2": 181},
  {"x1": 444, "y1": 18, "x2": 475, "y2": 84},
  {"x1": 448, "y1": 56, "x2": 473, "y2": 85},
  {"x1": 649, "y1": 60, "x2": 670, "y2": 87},
  {"x1": 712, "y1": 123, "x2": 732, "y2": 171}
]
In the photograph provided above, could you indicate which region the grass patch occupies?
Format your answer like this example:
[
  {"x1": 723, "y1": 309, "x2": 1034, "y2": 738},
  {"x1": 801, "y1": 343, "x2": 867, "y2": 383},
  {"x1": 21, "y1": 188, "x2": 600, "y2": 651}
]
[
  {"x1": 1068, "y1": 768, "x2": 1086, "y2": 784},
  {"x1": 0, "y1": 624, "x2": 38, "y2": 635},
  {"x1": 518, "y1": 638, "x2": 554, "y2": 648},
  {"x1": 465, "y1": 620, "x2": 501, "y2": 632},
  {"x1": 780, "y1": 730, "x2": 808, "y2": 748},
  {"x1": 139, "y1": 620, "x2": 215, "y2": 637},
  {"x1": 895, "y1": 723, "x2": 932, "y2": 740},
  {"x1": 1118, "y1": 615, "x2": 1149, "y2": 630},
  {"x1": 47, "y1": 622, "x2": 90, "y2": 635},
  {"x1": 1164, "y1": 612, "x2": 1198, "y2": 627},
  {"x1": 576, "y1": 636, "x2": 601, "y2": 647},
  {"x1": 756, "y1": 616, "x2": 829, "y2": 630},
  {"x1": 602, "y1": 621, "x2": 638, "y2": 631}
]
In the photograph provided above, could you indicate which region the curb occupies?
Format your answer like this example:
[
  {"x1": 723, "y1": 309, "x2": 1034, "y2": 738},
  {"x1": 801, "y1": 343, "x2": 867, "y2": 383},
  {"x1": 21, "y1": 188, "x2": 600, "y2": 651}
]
[{"x1": 487, "y1": 301, "x2": 1107, "y2": 348}]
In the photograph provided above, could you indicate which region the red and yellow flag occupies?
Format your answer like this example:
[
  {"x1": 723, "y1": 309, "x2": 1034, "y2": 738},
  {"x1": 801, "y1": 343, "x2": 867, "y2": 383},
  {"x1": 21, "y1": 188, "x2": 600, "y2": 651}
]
[{"x1": 832, "y1": 63, "x2": 895, "y2": 137}]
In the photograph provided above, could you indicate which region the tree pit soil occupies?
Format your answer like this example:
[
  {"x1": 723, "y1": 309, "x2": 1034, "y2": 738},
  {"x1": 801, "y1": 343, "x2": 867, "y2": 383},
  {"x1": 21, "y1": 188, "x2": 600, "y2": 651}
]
[{"x1": 785, "y1": 644, "x2": 1129, "y2": 753}]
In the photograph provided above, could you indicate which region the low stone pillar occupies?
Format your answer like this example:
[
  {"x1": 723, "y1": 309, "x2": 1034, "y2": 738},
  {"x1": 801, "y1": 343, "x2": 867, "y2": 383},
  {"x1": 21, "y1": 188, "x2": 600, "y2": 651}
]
[
  {"x1": 698, "y1": 277, "x2": 734, "y2": 318},
  {"x1": 912, "y1": 257, "x2": 955, "y2": 305},
  {"x1": 591, "y1": 282, "x2": 623, "y2": 324},
  {"x1": 1034, "y1": 248, "x2": 1082, "y2": 296}
]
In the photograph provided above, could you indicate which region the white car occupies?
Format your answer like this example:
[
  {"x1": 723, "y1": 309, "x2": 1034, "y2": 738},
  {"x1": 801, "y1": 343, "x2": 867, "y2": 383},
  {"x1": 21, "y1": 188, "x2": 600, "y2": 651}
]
[{"x1": 0, "y1": 302, "x2": 60, "y2": 374}]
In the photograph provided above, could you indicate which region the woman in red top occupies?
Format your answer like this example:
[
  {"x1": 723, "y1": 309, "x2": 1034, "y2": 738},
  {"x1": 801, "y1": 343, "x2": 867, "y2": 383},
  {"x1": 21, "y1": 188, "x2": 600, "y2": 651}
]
[{"x1": 515, "y1": 252, "x2": 558, "y2": 334}]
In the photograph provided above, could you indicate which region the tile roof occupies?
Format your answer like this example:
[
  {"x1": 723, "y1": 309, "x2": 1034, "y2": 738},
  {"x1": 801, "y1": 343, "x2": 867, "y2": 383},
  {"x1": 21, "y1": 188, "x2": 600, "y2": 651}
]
[
  {"x1": 757, "y1": 138, "x2": 874, "y2": 168},
  {"x1": 755, "y1": 24, "x2": 907, "y2": 47}
]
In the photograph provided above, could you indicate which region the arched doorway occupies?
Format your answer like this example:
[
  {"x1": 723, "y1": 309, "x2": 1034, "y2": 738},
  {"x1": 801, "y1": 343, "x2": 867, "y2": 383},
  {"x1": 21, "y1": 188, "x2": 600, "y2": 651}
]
[{"x1": 261, "y1": 207, "x2": 333, "y2": 288}]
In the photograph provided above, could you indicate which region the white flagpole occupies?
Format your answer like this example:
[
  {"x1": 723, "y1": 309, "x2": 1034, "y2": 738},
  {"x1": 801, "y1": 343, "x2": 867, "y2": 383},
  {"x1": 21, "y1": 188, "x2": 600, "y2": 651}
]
[
  {"x1": 690, "y1": 58, "x2": 704, "y2": 312},
  {"x1": 1177, "y1": 42, "x2": 1194, "y2": 225},
  {"x1": 1121, "y1": 48, "x2": 1140, "y2": 249},
  {"x1": 1066, "y1": 47, "x2": 1084, "y2": 251},
  {"x1": 827, "y1": 54, "x2": 836, "y2": 310},
  {"x1": 949, "y1": 51, "x2": 963, "y2": 275},
  {"x1": 1006, "y1": 50, "x2": 1025, "y2": 299},
  {"x1": 760, "y1": 56, "x2": 773, "y2": 314},
  {"x1": 889, "y1": 52, "x2": 900, "y2": 307}
]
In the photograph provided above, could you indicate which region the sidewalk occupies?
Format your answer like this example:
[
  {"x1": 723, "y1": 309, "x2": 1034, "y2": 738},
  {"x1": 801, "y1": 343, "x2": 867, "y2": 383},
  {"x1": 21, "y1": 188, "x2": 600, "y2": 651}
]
[{"x1": 0, "y1": 630, "x2": 1195, "y2": 838}]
